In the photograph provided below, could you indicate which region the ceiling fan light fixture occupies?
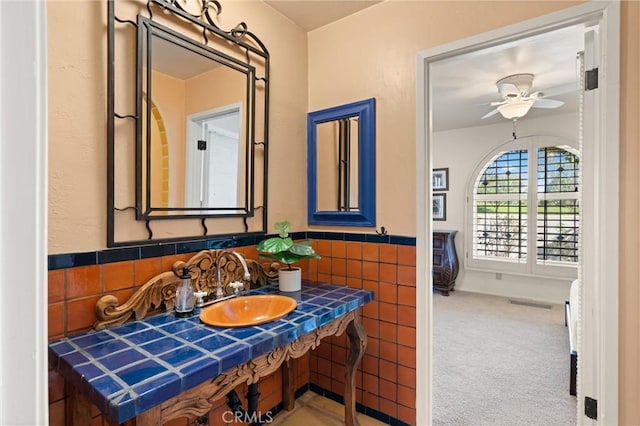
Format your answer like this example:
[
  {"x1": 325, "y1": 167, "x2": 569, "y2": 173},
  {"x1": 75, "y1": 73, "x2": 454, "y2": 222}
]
[{"x1": 497, "y1": 99, "x2": 535, "y2": 119}]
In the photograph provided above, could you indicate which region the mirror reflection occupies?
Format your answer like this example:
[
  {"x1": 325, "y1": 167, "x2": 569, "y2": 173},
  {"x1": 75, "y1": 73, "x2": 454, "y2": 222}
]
[
  {"x1": 316, "y1": 118, "x2": 359, "y2": 211},
  {"x1": 139, "y1": 18, "x2": 253, "y2": 217}
]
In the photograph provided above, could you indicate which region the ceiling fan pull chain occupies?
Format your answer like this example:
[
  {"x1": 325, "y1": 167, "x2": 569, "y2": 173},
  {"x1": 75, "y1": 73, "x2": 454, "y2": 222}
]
[{"x1": 512, "y1": 119, "x2": 518, "y2": 139}]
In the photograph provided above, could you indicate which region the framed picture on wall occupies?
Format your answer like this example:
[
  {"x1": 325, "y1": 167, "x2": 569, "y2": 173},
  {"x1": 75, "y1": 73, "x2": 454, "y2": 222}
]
[
  {"x1": 433, "y1": 193, "x2": 446, "y2": 221},
  {"x1": 432, "y1": 168, "x2": 449, "y2": 191}
]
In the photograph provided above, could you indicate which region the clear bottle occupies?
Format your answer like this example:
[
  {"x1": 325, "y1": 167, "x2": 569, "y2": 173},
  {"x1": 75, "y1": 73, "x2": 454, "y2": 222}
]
[{"x1": 175, "y1": 267, "x2": 196, "y2": 317}]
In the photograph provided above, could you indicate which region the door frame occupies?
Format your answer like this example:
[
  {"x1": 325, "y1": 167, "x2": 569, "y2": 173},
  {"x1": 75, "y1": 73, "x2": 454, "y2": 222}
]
[
  {"x1": 0, "y1": 0, "x2": 49, "y2": 423},
  {"x1": 185, "y1": 102, "x2": 243, "y2": 208},
  {"x1": 415, "y1": 2, "x2": 619, "y2": 425}
]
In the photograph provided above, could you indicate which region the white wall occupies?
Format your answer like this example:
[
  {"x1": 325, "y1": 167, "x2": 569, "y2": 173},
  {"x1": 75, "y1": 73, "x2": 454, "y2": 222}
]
[{"x1": 433, "y1": 112, "x2": 578, "y2": 304}]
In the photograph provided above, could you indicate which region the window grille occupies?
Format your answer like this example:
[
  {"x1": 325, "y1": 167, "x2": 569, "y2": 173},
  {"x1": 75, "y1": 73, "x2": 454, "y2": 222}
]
[
  {"x1": 536, "y1": 147, "x2": 580, "y2": 264},
  {"x1": 471, "y1": 145, "x2": 579, "y2": 269},
  {"x1": 474, "y1": 150, "x2": 528, "y2": 261},
  {"x1": 537, "y1": 147, "x2": 579, "y2": 193},
  {"x1": 473, "y1": 200, "x2": 527, "y2": 260},
  {"x1": 477, "y1": 150, "x2": 528, "y2": 195}
]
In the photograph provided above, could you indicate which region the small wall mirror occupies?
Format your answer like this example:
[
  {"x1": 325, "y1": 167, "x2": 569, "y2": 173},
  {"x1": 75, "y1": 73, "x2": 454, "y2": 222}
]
[{"x1": 307, "y1": 98, "x2": 376, "y2": 226}]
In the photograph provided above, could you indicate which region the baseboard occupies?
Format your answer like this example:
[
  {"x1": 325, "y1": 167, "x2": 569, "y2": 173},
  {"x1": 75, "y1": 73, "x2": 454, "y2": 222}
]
[
  {"x1": 451, "y1": 287, "x2": 565, "y2": 306},
  {"x1": 307, "y1": 383, "x2": 411, "y2": 426}
]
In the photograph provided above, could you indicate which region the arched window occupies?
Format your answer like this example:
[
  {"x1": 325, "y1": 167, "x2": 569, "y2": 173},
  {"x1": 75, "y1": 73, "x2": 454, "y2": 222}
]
[{"x1": 467, "y1": 136, "x2": 579, "y2": 278}]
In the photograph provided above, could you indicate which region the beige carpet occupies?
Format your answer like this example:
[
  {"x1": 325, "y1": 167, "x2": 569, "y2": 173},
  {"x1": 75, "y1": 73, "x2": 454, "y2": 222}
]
[{"x1": 433, "y1": 290, "x2": 577, "y2": 426}]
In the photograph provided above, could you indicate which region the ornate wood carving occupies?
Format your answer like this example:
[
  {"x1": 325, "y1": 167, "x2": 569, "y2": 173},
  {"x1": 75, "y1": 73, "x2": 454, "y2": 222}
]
[
  {"x1": 345, "y1": 312, "x2": 366, "y2": 426},
  {"x1": 94, "y1": 249, "x2": 278, "y2": 330},
  {"x1": 158, "y1": 312, "x2": 357, "y2": 424}
]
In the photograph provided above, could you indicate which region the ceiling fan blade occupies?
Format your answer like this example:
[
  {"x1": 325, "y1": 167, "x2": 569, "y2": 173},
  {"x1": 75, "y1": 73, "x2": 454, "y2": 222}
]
[
  {"x1": 497, "y1": 82, "x2": 520, "y2": 97},
  {"x1": 481, "y1": 108, "x2": 500, "y2": 119},
  {"x1": 532, "y1": 98, "x2": 565, "y2": 109},
  {"x1": 490, "y1": 100, "x2": 507, "y2": 106}
]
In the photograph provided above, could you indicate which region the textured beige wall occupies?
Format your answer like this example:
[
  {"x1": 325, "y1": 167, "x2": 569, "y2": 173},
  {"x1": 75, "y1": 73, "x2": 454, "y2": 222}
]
[
  {"x1": 48, "y1": 1, "x2": 106, "y2": 253},
  {"x1": 619, "y1": 2, "x2": 640, "y2": 423},
  {"x1": 149, "y1": 70, "x2": 186, "y2": 207},
  {"x1": 185, "y1": 67, "x2": 245, "y2": 115},
  {"x1": 316, "y1": 121, "x2": 338, "y2": 210},
  {"x1": 47, "y1": 0, "x2": 308, "y2": 253}
]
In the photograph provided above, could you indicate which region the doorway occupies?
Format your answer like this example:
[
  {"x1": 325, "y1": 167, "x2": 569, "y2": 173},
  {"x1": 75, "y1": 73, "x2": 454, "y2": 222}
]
[
  {"x1": 416, "y1": 2, "x2": 620, "y2": 424},
  {"x1": 185, "y1": 103, "x2": 243, "y2": 209}
]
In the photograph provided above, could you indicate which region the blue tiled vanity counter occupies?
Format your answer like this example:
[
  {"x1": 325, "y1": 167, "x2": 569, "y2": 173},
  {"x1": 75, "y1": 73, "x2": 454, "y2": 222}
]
[{"x1": 49, "y1": 282, "x2": 374, "y2": 423}]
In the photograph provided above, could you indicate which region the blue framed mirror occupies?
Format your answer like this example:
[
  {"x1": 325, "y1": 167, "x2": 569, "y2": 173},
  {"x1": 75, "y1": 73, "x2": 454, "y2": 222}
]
[{"x1": 307, "y1": 98, "x2": 376, "y2": 226}]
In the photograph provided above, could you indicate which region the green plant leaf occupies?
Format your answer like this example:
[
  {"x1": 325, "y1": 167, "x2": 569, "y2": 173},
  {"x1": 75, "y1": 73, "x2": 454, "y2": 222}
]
[
  {"x1": 257, "y1": 236, "x2": 293, "y2": 253},
  {"x1": 257, "y1": 222, "x2": 321, "y2": 267},
  {"x1": 274, "y1": 221, "x2": 290, "y2": 238},
  {"x1": 289, "y1": 241, "x2": 320, "y2": 258},
  {"x1": 259, "y1": 251, "x2": 303, "y2": 265}
]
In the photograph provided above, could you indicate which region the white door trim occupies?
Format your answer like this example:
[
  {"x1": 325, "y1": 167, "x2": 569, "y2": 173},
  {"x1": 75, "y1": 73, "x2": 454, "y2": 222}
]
[
  {"x1": 185, "y1": 102, "x2": 242, "y2": 208},
  {"x1": 0, "y1": 0, "x2": 49, "y2": 424},
  {"x1": 416, "y1": 2, "x2": 619, "y2": 425}
]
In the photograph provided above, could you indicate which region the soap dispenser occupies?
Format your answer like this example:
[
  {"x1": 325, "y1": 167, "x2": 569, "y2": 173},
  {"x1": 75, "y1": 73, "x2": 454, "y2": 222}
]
[{"x1": 175, "y1": 267, "x2": 196, "y2": 317}]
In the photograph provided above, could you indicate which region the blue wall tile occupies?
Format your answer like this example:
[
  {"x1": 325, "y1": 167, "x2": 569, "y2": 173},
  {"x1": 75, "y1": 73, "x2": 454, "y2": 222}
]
[
  {"x1": 48, "y1": 251, "x2": 97, "y2": 269},
  {"x1": 141, "y1": 244, "x2": 176, "y2": 258},
  {"x1": 98, "y1": 247, "x2": 141, "y2": 264},
  {"x1": 48, "y1": 231, "x2": 416, "y2": 270}
]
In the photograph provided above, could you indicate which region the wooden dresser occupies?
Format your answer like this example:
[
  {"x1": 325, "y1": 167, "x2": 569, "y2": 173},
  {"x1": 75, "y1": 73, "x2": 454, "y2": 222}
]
[{"x1": 433, "y1": 230, "x2": 459, "y2": 296}]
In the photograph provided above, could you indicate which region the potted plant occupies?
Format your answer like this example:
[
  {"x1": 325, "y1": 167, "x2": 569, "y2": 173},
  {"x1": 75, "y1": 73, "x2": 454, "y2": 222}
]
[{"x1": 257, "y1": 221, "x2": 321, "y2": 292}]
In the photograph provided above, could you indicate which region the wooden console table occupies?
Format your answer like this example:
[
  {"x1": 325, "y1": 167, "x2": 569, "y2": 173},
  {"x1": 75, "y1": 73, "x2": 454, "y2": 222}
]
[
  {"x1": 433, "y1": 230, "x2": 459, "y2": 296},
  {"x1": 50, "y1": 282, "x2": 372, "y2": 426},
  {"x1": 137, "y1": 310, "x2": 365, "y2": 425}
]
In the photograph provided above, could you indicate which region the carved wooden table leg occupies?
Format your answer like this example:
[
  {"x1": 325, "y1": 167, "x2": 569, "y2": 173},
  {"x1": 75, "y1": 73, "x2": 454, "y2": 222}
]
[
  {"x1": 135, "y1": 405, "x2": 161, "y2": 425},
  {"x1": 282, "y1": 358, "x2": 296, "y2": 411},
  {"x1": 68, "y1": 385, "x2": 92, "y2": 426},
  {"x1": 344, "y1": 311, "x2": 367, "y2": 426},
  {"x1": 105, "y1": 416, "x2": 136, "y2": 426}
]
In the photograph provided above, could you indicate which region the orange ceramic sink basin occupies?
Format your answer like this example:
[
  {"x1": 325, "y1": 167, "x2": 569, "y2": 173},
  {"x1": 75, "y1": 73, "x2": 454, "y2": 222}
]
[{"x1": 199, "y1": 295, "x2": 297, "y2": 327}]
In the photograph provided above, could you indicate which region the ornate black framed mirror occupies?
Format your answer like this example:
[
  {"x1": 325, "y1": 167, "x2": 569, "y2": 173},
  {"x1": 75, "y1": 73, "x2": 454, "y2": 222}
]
[{"x1": 107, "y1": 0, "x2": 269, "y2": 247}]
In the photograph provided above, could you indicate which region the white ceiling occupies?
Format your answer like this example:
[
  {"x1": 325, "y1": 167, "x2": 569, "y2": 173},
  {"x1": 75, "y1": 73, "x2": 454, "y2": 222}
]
[
  {"x1": 152, "y1": 36, "x2": 223, "y2": 80},
  {"x1": 430, "y1": 24, "x2": 585, "y2": 132},
  {"x1": 261, "y1": 2, "x2": 586, "y2": 132},
  {"x1": 264, "y1": 0, "x2": 382, "y2": 32}
]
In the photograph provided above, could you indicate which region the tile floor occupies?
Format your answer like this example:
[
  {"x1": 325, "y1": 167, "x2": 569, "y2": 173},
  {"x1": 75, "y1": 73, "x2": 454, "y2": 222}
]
[{"x1": 270, "y1": 391, "x2": 387, "y2": 426}]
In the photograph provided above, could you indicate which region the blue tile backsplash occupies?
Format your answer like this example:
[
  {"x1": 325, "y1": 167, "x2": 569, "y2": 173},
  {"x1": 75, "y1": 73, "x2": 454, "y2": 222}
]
[
  {"x1": 49, "y1": 281, "x2": 374, "y2": 423},
  {"x1": 48, "y1": 232, "x2": 415, "y2": 270}
]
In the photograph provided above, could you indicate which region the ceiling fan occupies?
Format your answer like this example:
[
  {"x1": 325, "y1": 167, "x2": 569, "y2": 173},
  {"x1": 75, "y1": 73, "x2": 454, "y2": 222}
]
[{"x1": 481, "y1": 73, "x2": 565, "y2": 120}]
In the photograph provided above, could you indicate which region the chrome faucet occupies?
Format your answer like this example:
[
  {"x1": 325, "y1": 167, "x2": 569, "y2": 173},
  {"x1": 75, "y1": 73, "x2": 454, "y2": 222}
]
[
  {"x1": 215, "y1": 265, "x2": 225, "y2": 299},
  {"x1": 230, "y1": 281, "x2": 244, "y2": 295},
  {"x1": 196, "y1": 251, "x2": 252, "y2": 307},
  {"x1": 213, "y1": 251, "x2": 249, "y2": 300},
  {"x1": 230, "y1": 251, "x2": 251, "y2": 282},
  {"x1": 229, "y1": 252, "x2": 250, "y2": 296}
]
